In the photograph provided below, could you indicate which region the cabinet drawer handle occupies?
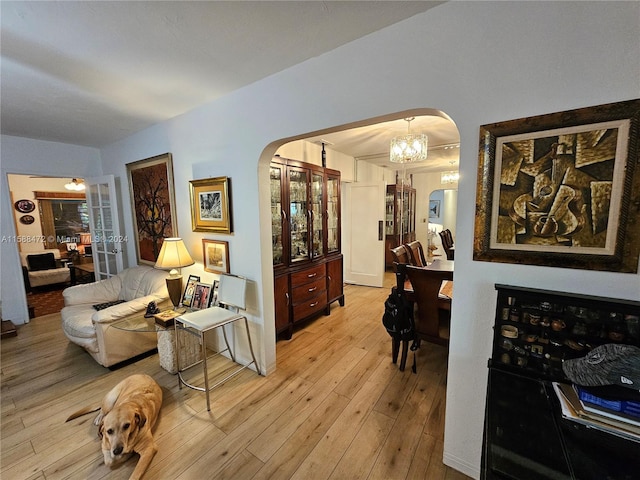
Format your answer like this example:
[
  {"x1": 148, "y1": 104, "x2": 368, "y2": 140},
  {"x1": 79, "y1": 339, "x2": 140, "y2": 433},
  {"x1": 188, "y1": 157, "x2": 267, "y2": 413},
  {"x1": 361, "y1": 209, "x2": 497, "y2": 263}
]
[
  {"x1": 309, "y1": 301, "x2": 319, "y2": 307},
  {"x1": 285, "y1": 292, "x2": 290, "y2": 306},
  {"x1": 308, "y1": 286, "x2": 317, "y2": 292},
  {"x1": 307, "y1": 273, "x2": 317, "y2": 278}
]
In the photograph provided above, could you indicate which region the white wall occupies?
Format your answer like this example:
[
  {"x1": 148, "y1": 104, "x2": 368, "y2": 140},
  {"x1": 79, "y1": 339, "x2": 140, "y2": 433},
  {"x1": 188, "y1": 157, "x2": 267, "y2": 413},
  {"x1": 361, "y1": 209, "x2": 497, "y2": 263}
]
[
  {"x1": 275, "y1": 139, "x2": 356, "y2": 182},
  {"x1": 2, "y1": 2, "x2": 638, "y2": 478},
  {"x1": 1, "y1": 136, "x2": 101, "y2": 322},
  {"x1": 99, "y1": 3, "x2": 638, "y2": 476}
]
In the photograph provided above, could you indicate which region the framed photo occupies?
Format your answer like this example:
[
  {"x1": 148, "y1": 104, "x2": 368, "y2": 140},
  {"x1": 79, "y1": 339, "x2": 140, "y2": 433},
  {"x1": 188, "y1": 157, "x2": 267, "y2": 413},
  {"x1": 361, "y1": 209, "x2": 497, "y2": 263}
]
[
  {"x1": 429, "y1": 200, "x2": 441, "y2": 218},
  {"x1": 208, "y1": 280, "x2": 220, "y2": 308},
  {"x1": 202, "y1": 239, "x2": 230, "y2": 274},
  {"x1": 189, "y1": 177, "x2": 232, "y2": 233},
  {"x1": 181, "y1": 274, "x2": 200, "y2": 308},
  {"x1": 191, "y1": 282, "x2": 212, "y2": 310},
  {"x1": 474, "y1": 99, "x2": 640, "y2": 273},
  {"x1": 127, "y1": 153, "x2": 177, "y2": 265}
]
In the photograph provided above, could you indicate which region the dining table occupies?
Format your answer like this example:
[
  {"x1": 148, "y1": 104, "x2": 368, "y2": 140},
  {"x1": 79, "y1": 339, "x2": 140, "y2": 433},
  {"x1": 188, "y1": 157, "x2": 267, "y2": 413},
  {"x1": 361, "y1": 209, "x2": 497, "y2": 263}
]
[
  {"x1": 423, "y1": 258, "x2": 454, "y2": 272},
  {"x1": 402, "y1": 258, "x2": 454, "y2": 294}
]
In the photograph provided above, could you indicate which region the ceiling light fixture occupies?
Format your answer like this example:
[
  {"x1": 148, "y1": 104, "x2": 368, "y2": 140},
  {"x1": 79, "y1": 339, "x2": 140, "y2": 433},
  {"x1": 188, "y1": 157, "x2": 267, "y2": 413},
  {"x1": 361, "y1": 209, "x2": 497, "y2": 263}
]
[
  {"x1": 64, "y1": 178, "x2": 86, "y2": 191},
  {"x1": 441, "y1": 171, "x2": 460, "y2": 184},
  {"x1": 389, "y1": 117, "x2": 428, "y2": 164}
]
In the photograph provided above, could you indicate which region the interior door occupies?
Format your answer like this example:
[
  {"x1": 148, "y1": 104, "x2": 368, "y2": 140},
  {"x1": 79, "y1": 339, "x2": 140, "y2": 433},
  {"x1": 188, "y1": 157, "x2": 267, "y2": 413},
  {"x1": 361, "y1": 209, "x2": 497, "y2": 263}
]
[
  {"x1": 343, "y1": 182, "x2": 385, "y2": 287},
  {"x1": 86, "y1": 175, "x2": 124, "y2": 280}
]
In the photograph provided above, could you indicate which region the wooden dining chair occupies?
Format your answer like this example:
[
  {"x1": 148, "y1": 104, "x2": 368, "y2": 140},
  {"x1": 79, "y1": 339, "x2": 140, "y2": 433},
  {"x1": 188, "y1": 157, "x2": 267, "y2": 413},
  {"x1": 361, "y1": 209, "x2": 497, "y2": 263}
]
[
  {"x1": 390, "y1": 244, "x2": 410, "y2": 267},
  {"x1": 404, "y1": 240, "x2": 427, "y2": 267},
  {"x1": 405, "y1": 264, "x2": 453, "y2": 347},
  {"x1": 439, "y1": 229, "x2": 455, "y2": 260}
]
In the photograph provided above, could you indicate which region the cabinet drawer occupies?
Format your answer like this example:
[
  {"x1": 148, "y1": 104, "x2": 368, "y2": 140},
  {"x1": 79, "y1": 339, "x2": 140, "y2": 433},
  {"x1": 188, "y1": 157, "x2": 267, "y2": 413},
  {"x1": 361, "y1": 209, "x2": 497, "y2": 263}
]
[
  {"x1": 290, "y1": 264, "x2": 325, "y2": 286},
  {"x1": 292, "y1": 276, "x2": 326, "y2": 303},
  {"x1": 293, "y1": 290, "x2": 327, "y2": 320}
]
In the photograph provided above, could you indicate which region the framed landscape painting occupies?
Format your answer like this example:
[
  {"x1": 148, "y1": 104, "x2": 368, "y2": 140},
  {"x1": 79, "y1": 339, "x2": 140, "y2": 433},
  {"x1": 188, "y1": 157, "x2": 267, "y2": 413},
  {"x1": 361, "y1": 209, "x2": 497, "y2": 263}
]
[{"x1": 474, "y1": 99, "x2": 640, "y2": 273}]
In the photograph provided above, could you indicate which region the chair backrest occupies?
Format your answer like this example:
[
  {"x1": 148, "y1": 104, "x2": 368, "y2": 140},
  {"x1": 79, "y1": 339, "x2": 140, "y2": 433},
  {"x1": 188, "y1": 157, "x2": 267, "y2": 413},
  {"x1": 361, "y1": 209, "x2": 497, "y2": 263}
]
[
  {"x1": 390, "y1": 245, "x2": 410, "y2": 265},
  {"x1": 438, "y1": 229, "x2": 455, "y2": 260},
  {"x1": 217, "y1": 274, "x2": 247, "y2": 310},
  {"x1": 405, "y1": 264, "x2": 453, "y2": 347},
  {"x1": 20, "y1": 248, "x2": 61, "y2": 268},
  {"x1": 404, "y1": 241, "x2": 426, "y2": 267}
]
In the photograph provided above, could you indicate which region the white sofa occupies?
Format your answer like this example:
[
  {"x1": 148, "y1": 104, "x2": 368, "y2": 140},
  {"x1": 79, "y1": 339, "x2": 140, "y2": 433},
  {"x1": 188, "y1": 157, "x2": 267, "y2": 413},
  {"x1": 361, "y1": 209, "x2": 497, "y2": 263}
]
[
  {"x1": 61, "y1": 265, "x2": 170, "y2": 367},
  {"x1": 20, "y1": 249, "x2": 70, "y2": 291}
]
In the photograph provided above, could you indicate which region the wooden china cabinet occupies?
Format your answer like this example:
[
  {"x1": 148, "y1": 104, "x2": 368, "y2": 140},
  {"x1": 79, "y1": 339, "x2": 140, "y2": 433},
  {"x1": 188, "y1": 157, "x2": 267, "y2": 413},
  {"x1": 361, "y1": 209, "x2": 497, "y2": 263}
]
[
  {"x1": 271, "y1": 156, "x2": 344, "y2": 339},
  {"x1": 384, "y1": 183, "x2": 416, "y2": 268}
]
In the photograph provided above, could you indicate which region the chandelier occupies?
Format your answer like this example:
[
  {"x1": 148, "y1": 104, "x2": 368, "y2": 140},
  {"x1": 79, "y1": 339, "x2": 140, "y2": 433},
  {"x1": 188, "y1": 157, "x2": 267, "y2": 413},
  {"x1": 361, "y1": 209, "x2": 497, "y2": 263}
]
[
  {"x1": 390, "y1": 117, "x2": 428, "y2": 164},
  {"x1": 441, "y1": 171, "x2": 460, "y2": 184},
  {"x1": 64, "y1": 178, "x2": 85, "y2": 191}
]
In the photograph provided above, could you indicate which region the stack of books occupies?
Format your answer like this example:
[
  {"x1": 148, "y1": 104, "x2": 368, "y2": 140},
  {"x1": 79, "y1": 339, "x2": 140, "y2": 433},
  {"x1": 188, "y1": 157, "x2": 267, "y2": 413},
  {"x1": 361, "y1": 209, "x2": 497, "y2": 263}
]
[{"x1": 553, "y1": 382, "x2": 640, "y2": 441}]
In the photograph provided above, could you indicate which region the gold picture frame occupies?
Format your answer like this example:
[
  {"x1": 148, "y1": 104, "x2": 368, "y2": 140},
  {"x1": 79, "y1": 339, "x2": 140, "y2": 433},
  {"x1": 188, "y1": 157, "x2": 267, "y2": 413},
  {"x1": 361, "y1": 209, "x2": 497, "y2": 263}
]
[
  {"x1": 474, "y1": 99, "x2": 640, "y2": 273},
  {"x1": 189, "y1": 177, "x2": 232, "y2": 233},
  {"x1": 202, "y1": 239, "x2": 230, "y2": 274},
  {"x1": 127, "y1": 153, "x2": 177, "y2": 265}
]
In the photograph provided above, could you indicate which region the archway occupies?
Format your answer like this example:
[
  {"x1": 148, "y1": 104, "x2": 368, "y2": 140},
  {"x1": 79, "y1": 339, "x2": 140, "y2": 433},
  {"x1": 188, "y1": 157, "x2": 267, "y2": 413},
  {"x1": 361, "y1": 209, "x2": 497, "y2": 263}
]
[{"x1": 256, "y1": 108, "x2": 460, "y2": 372}]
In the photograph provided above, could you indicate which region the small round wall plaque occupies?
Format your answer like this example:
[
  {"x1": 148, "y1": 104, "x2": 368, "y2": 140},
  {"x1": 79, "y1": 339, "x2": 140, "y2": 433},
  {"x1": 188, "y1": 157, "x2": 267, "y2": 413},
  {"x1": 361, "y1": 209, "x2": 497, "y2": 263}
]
[
  {"x1": 14, "y1": 199, "x2": 35, "y2": 213},
  {"x1": 19, "y1": 215, "x2": 35, "y2": 225}
]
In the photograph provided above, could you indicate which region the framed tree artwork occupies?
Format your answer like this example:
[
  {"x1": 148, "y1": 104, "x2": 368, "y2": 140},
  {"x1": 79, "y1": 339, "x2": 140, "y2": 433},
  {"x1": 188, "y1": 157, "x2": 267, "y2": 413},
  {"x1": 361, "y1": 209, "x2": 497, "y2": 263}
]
[
  {"x1": 127, "y1": 153, "x2": 177, "y2": 265},
  {"x1": 474, "y1": 99, "x2": 640, "y2": 272}
]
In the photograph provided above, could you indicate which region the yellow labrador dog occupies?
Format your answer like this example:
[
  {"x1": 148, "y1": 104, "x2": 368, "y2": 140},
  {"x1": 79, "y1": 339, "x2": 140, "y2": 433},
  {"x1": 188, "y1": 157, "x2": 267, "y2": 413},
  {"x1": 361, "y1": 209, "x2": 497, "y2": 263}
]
[{"x1": 66, "y1": 374, "x2": 162, "y2": 480}]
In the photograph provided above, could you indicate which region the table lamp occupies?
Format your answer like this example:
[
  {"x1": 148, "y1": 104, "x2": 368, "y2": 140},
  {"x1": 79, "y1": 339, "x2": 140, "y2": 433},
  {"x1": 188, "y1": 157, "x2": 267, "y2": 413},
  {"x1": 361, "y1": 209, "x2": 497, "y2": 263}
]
[{"x1": 154, "y1": 238, "x2": 195, "y2": 310}]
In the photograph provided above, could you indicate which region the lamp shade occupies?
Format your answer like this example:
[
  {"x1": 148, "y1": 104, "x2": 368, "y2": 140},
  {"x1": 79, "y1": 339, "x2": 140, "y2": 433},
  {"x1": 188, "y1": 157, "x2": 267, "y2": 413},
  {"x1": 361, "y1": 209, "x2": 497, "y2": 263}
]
[{"x1": 154, "y1": 238, "x2": 194, "y2": 273}]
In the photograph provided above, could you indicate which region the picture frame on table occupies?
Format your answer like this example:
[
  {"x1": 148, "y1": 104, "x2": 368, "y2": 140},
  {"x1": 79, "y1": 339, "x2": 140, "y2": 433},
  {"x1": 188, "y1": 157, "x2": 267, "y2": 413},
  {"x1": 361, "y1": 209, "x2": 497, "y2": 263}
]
[
  {"x1": 126, "y1": 153, "x2": 177, "y2": 265},
  {"x1": 202, "y1": 239, "x2": 230, "y2": 274},
  {"x1": 181, "y1": 274, "x2": 200, "y2": 308},
  {"x1": 189, "y1": 177, "x2": 232, "y2": 233},
  {"x1": 208, "y1": 280, "x2": 220, "y2": 308},
  {"x1": 473, "y1": 99, "x2": 640, "y2": 273},
  {"x1": 190, "y1": 282, "x2": 212, "y2": 310}
]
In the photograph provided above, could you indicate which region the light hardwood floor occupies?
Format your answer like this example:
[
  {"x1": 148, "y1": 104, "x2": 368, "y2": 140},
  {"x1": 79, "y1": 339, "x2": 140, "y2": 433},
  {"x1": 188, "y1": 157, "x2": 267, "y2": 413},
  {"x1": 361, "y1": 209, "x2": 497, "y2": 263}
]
[{"x1": 1, "y1": 276, "x2": 471, "y2": 480}]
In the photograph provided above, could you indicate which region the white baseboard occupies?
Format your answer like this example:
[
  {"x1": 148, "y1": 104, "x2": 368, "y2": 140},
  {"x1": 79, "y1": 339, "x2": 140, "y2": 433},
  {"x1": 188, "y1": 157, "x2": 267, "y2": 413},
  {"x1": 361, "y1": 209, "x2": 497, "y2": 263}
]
[{"x1": 443, "y1": 451, "x2": 481, "y2": 480}]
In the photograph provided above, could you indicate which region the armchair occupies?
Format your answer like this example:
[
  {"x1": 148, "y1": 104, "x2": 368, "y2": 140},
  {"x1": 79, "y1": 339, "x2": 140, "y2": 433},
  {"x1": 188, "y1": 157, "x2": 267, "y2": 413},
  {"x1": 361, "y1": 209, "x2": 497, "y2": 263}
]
[
  {"x1": 61, "y1": 265, "x2": 170, "y2": 367},
  {"x1": 20, "y1": 249, "x2": 71, "y2": 292}
]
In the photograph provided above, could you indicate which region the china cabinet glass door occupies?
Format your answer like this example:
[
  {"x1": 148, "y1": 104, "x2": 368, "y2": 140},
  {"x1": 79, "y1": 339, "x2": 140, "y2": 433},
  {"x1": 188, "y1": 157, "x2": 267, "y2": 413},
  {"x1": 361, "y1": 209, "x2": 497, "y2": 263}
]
[
  {"x1": 288, "y1": 168, "x2": 309, "y2": 263},
  {"x1": 311, "y1": 171, "x2": 324, "y2": 259},
  {"x1": 326, "y1": 174, "x2": 340, "y2": 253},
  {"x1": 385, "y1": 191, "x2": 394, "y2": 235},
  {"x1": 270, "y1": 165, "x2": 285, "y2": 266},
  {"x1": 402, "y1": 188, "x2": 410, "y2": 237}
]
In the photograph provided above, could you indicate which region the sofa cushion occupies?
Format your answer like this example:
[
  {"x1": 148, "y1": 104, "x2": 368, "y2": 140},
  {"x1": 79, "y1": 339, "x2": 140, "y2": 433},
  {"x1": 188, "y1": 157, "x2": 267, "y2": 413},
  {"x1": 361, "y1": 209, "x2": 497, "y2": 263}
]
[
  {"x1": 29, "y1": 267, "x2": 71, "y2": 288},
  {"x1": 61, "y1": 305, "x2": 98, "y2": 344},
  {"x1": 27, "y1": 253, "x2": 56, "y2": 271},
  {"x1": 119, "y1": 266, "x2": 169, "y2": 301}
]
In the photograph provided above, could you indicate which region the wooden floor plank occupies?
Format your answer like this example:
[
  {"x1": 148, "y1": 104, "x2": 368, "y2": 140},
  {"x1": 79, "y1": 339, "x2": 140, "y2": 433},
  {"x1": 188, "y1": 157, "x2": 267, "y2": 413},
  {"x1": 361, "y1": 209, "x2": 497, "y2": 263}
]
[{"x1": 0, "y1": 275, "x2": 472, "y2": 480}]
